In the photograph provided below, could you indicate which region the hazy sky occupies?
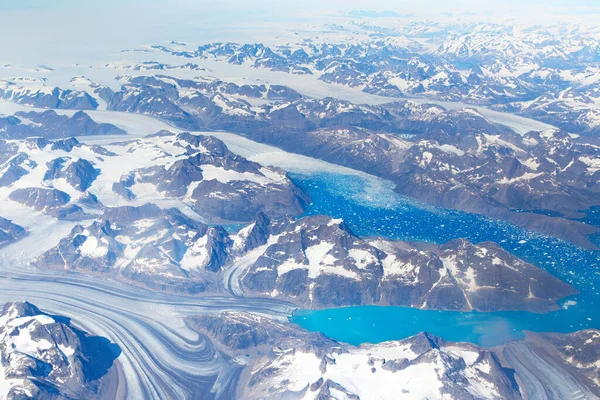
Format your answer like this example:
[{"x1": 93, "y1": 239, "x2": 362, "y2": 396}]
[
  {"x1": 0, "y1": 0, "x2": 598, "y2": 64},
  {"x1": 2, "y1": 0, "x2": 598, "y2": 13}
]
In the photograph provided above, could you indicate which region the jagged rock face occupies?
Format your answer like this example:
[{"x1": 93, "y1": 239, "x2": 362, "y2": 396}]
[
  {"x1": 35, "y1": 204, "x2": 232, "y2": 293},
  {"x1": 0, "y1": 134, "x2": 114, "y2": 219},
  {"x1": 390, "y1": 129, "x2": 600, "y2": 216},
  {"x1": 44, "y1": 157, "x2": 100, "y2": 191},
  {"x1": 23, "y1": 207, "x2": 575, "y2": 312},
  {"x1": 376, "y1": 237, "x2": 576, "y2": 312},
  {"x1": 1, "y1": 130, "x2": 308, "y2": 223},
  {"x1": 8, "y1": 187, "x2": 71, "y2": 211},
  {"x1": 0, "y1": 110, "x2": 124, "y2": 139},
  {"x1": 103, "y1": 75, "x2": 509, "y2": 138},
  {"x1": 0, "y1": 217, "x2": 26, "y2": 249},
  {"x1": 0, "y1": 302, "x2": 119, "y2": 399},
  {"x1": 190, "y1": 177, "x2": 309, "y2": 223},
  {"x1": 0, "y1": 77, "x2": 99, "y2": 110},
  {"x1": 236, "y1": 215, "x2": 576, "y2": 311},
  {"x1": 189, "y1": 312, "x2": 522, "y2": 400},
  {"x1": 0, "y1": 140, "x2": 37, "y2": 188},
  {"x1": 4, "y1": 74, "x2": 597, "y2": 242},
  {"x1": 265, "y1": 124, "x2": 599, "y2": 224},
  {"x1": 494, "y1": 92, "x2": 600, "y2": 136},
  {"x1": 78, "y1": 192, "x2": 102, "y2": 210},
  {"x1": 230, "y1": 212, "x2": 271, "y2": 254},
  {"x1": 105, "y1": 75, "x2": 302, "y2": 129},
  {"x1": 246, "y1": 333, "x2": 520, "y2": 400},
  {"x1": 85, "y1": 74, "x2": 600, "y2": 224},
  {"x1": 239, "y1": 216, "x2": 384, "y2": 307},
  {"x1": 435, "y1": 239, "x2": 577, "y2": 312},
  {"x1": 111, "y1": 131, "x2": 310, "y2": 222},
  {"x1": 152, "y1": 28, "x2": 600, "y2": 135}
]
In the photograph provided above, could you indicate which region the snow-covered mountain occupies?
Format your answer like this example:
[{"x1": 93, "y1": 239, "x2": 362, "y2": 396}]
[
  {"x1": 233, "y1": 214, "x2": 576, "y2": 311},
  {"x1": 0, "y1": 302, "x2": 119, "y2": 399},
  {"x1": 6, "y1": 73, "x2": 595, "y2": 244},
  {"x1": 3, "y1": 71, "x2": 598, "y2": 244},
  {"x1": 0, "y1": 110, "x2": 124, "y2": 139},
  {"x1": 32, "y1": 208, "x2": 577, "y2": 311},
  {"x1": 245, "y1": 332, "x2": 518, "y2": 400},
  {"x1": 0, "y1": 217, "x2": 26, "y2": 249},
  {"x1": 109, "y1": 131, "x2": 309, "y2": 222},
  {"x1": 149, "y1": 20, "x2": 600, "y2": 136},
  {"x1": 190, "y1": 311, "x2": 600, "y2": 400},
  {"x1": 36, "y1": 204, "x2": 231, "y2": 293},
  {"x1": 0, "y1": 130, "x2": 309, "y2": 223},
  {"x1": 0, "y1": 80, "x2": 591, "y2": 312},
  {"x1": 0, "y1": 78, "x2": 100, "y2": 110},
  {"x1": 0, "y1": 82, "x2": 585, "y2": 311},
  {"x1": 0, "y1": 15, "x2": 599, "y2": 399},
  {"x1": 98, "y1": 74, "x2": 508, "y2": 136}
]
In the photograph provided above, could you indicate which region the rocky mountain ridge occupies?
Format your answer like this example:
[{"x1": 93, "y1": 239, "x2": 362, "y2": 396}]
[
  {"x1": 189, "y1": 311, "x2": 600, "y2": 399},
  {"x1": 0, "y1": 301, "x2": 119, "y2": 399}
]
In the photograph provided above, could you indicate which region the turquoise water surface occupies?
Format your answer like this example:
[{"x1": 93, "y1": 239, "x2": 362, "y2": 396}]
[{"x1": 288, "y1": 172, "x2": 600, "y2": 346}]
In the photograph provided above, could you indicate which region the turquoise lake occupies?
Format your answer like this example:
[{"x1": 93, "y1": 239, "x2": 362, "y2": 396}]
[{"x1": 288, "y1": 172, "x2": 600, "y2": 347}]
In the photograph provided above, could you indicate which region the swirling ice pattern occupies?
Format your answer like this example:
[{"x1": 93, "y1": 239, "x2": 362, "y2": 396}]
[{"x1": 0, "y1": 223, "x2": 295, "y2": 399}]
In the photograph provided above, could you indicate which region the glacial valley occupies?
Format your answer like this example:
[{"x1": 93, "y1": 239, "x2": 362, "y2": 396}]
[{"x1": 1, "y1": 4, "x2": 600, "y2": 399}]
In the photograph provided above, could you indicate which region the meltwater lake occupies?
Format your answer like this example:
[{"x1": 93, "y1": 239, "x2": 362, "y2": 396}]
[{"x1": 288, "y1": 172, "x2": 600, "y2": 347}]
